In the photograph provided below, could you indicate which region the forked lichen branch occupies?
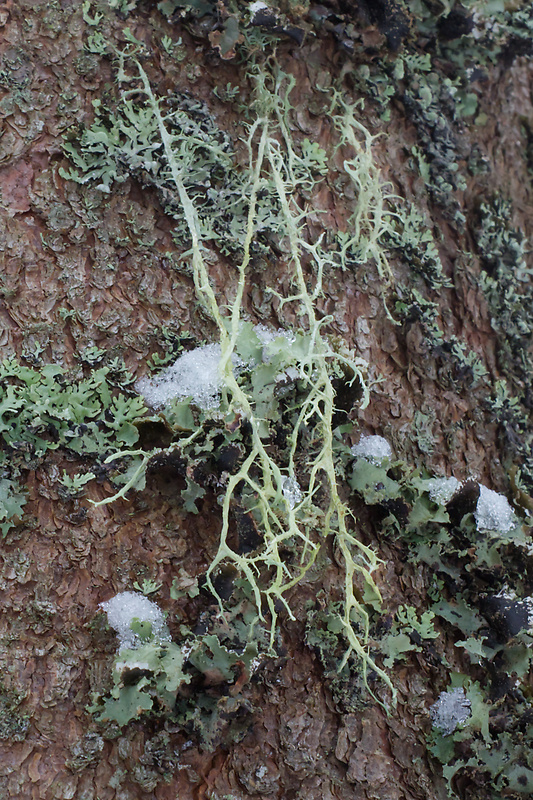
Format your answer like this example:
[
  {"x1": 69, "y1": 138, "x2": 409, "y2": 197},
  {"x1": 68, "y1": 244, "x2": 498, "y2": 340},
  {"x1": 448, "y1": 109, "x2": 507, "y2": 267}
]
[{"x1": 97, "y1": 57, "x2": 397, "y2": 705}]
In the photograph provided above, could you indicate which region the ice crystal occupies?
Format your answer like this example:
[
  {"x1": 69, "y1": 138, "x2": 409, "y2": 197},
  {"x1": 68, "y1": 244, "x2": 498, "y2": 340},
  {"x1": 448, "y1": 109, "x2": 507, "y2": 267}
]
[
  {"x1": 137, "y1": 328, "x2": 297, "y2": 412},
  {"x1": 100, "y1": 591, "x2": 171, "y2": 651},
  {"x1": 475, "y1": 485, "x2": 516, "y2": 533},
  {"x1": 254, "y1": 324, "x2": 295, "y2": 349},
  {"x1": 136, "y1": 343, "x2": 224, "y2": 410},
  {"x1": 351, "y1": 435, "x2": 392, "y2": 464},
  {"x1": 250, "y1": 0, "x2": 268, "y2": 11},
  {"x1": 430, "y1": 688, "x2": 472, "y2": 736},
  {"x1": 282, "y1": 476, "x2": 302, "y2": 509},
  {"x1": 427, "y1": 476, "x2": 460, "y2": 505}
]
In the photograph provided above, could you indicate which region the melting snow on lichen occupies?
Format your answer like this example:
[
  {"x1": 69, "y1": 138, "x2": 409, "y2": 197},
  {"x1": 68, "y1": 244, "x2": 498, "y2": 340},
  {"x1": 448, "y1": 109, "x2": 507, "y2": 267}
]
[
  {"x1": 351, "y1": 435, "x2": 392, "y2": 464},
  {"x1": 282, "y1": 476, "x2": 302, "y2": 509},
  {"x1": 427, "y1": 476, "x2": 460, "y2": 505},
  {"x1": 254, "y1": 325, "x2": 299, "y2": 380},
  {"x1": 254, "y1": 324, "x2": 295, "y2": 350},
  {"x1": 475, "y1": 485, "x2": 516, "y2": 533},
  {"x1": 136, "y1": 343, "x2": 224, "y2": 410},
  {"x1": 430, "y1": 688, "x2": 472, "y2": 736},
  {"x1": 136, "y1": 326, "x2": 299, "y2": 412},
  {"x1": 100, "y1": 591, "x2": 171, "y2": 651}
]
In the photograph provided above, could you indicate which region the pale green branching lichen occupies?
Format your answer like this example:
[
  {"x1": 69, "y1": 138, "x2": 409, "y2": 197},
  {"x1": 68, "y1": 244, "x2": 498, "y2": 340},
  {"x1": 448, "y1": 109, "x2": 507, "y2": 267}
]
[
  {"x1": 62, "y1": 52, "x2": 401, "y2": 706},
  {"x1": 134, "y1": 59, "x2": 393, "y2": 699}
]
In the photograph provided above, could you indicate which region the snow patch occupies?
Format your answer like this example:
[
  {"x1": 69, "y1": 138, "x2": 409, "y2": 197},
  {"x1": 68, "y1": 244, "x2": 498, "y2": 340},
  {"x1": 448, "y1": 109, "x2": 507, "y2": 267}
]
[
  {"x1": 351, "y1": 435, "x2": 392, "y2": 465},
  {"x1": 430, "y1": 688, "x2": 472, "y2": 736},
  {"x1": 137, "y1": 327, "x2": 296, "y2": 411},
  {"x1": 100, "y1": 591, "x2": 171, "y2": 651},
  {"x1": 427, "y1": 476, "x2": 460, "y2": 505},
  {"x1": 250, "y1": 1, "x2": 268, "y2": 15},
  {"x1": 475, "y1": 485, "x2": 516, "y2": 534},
  {"x1": 136, "y1": 343, "x2": 224, "y2": 410}
]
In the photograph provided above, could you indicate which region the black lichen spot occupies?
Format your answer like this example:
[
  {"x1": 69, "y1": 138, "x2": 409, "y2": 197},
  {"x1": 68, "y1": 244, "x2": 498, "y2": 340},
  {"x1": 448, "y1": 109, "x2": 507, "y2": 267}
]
[
  {"x1": 215, "y1": 443, "x2": 243, "y2": 473},
  {"x1": 249, "y1": 5, "x2": 306, "y2": 45},
  {"x1": 480, "y1": 594, "x2": 531, "y2": 641},
  {"x1": 121, "y1": 666, "x2": 153, "y2": 686},
  {"x1": 437, "y1": 7, "x2": 474, "y2": 41},
  {"x1": 201, "y1": 564, "x2": 238, "y2": 601},
  {"x1": 355, "y1": 0, "x2": 413, "y2": 50},
  {"x1": 235, "y1": 508, "x2": 263, "y2": 555},
  {"x1": 446, "y1": 480, "x2": 480, "y2": 526},
  {"x1": 332, "y1": 367, "x2": 364, "y2": 424},
  {"x1": 147, "y1": 449, "x2": 187, "y2": 478},
  {"x1": 503, "y1": 35, "x2": 533, "y2": 65},
  {"x1": 136, "y1": 418, "x2": 174, "y2": 450},
  {"x1": 378, "y1": 497, "x2": 410, "y2": 524}
]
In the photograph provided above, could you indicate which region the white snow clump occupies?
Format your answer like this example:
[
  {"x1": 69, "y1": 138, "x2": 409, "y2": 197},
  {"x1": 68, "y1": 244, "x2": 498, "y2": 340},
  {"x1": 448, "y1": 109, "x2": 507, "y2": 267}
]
[
  {"x1": 426, "y1": 476, "x2": 460, "y2": 505},
  {"x1": 250, "y1": 0, "x2": 268, "y2": 14},
  {"x1": 136, "y1": 327, "x2": 296, "y2": 412},
  {"x1": 136, "y1": 343, "x2": 224, "y2": 410},
  {"x1": 351, "y1": 435, "x2": 392, "y2": 465},
  {"x1": 430, "y1": 688, "x2": 472, "y2": 736},
  {"x1": 475, "y1": 485, "x2": 516, "y2": 534},
  {"x1": 100, "y1": 591, "x2": 171, "y2": 651},
  {"x1": 282, "y1": 476, "x2": 302, "y2": 509}
]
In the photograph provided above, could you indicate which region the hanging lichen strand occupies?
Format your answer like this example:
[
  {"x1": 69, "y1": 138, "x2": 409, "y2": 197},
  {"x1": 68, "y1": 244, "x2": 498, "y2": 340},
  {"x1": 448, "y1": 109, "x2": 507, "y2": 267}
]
[
  {"x1": 132, "y1": 57, "x2": 396, "y2": 703},
  {"x1": 58, "y1": 41, "x2": 402, "y2": 706},
  {"x1": 130, "y1": 57, "x2": 386, "y2": 689}
]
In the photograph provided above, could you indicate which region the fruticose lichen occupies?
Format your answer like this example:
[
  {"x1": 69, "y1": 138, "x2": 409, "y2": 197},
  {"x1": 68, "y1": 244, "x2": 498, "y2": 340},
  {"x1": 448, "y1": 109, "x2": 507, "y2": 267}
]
[{"x1": 58, "y1": 42, "x2": 416, "y2": 723}]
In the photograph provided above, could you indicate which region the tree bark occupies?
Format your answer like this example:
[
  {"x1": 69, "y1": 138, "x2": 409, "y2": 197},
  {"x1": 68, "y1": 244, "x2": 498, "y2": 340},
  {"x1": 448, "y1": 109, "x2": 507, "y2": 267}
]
[{"x1": 1, "y1": 1, "x2": 533, "y2": 799}]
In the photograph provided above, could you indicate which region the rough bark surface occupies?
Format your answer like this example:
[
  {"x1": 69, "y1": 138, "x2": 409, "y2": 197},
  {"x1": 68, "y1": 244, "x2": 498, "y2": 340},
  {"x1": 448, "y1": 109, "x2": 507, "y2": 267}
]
[{"x1": 1, "y1": 2, "x2": 533, "y2": 799}]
